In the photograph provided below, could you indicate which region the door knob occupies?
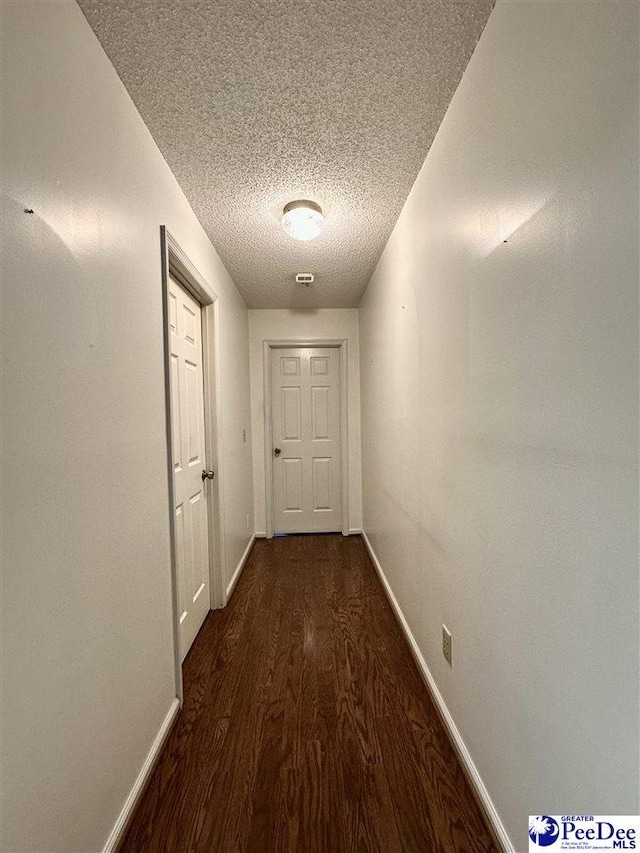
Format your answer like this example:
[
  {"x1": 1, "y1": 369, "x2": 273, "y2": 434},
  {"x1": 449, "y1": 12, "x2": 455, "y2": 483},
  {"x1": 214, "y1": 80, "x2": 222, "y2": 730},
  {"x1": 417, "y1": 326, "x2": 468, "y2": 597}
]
[
  {"x1": 201, "y1": 469, "x2": 214, "y2": 481},
  {"x1": 274, "y1": 447, "x2": 281, "y2": 456}
]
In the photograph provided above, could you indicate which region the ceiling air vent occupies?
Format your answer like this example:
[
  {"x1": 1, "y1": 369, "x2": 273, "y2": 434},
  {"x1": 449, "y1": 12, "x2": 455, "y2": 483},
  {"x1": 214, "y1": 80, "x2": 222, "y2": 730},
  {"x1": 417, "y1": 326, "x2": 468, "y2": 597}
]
[{"x1": 295, "y1": 273, "x2": 314, "y2": 286}]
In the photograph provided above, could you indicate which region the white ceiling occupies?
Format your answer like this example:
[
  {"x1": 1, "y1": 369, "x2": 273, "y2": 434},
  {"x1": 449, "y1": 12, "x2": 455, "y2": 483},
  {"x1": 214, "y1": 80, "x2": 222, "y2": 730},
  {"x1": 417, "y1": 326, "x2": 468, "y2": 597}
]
[{"x1": 78, "y1": 0, "x2": 494, "y2": 308}]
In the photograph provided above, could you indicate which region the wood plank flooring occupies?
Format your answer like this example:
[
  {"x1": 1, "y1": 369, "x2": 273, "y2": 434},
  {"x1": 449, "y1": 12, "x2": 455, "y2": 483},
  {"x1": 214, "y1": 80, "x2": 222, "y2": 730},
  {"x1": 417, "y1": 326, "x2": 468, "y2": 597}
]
[{"x1": 118, "y1": 534, "x2": 498, "y2": 853}]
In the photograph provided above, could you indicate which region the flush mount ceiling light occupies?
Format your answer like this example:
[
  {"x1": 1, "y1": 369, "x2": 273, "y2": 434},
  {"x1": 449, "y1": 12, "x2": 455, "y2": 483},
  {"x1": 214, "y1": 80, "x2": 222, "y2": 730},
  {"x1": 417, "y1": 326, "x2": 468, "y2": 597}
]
[{"x1": 282, "y1": 200, "x2": 324, "y2": 241}]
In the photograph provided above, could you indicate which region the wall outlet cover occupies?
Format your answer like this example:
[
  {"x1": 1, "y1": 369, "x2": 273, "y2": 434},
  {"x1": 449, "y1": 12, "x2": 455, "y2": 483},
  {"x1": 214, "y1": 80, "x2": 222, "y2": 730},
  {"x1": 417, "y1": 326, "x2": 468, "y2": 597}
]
[{"x1": 442, "y1": 624, "x2": 452, "y2": 666}]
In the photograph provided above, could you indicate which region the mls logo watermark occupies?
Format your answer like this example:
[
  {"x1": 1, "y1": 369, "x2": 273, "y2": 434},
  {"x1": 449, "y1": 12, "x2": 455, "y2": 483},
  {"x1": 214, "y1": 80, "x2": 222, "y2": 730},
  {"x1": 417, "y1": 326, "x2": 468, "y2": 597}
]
[
  {"x1": 529, "y1": 816, "x2": 560, "y2": 847},
  {"x1": 529, "y1": 816, "x2": 640, "y2": 851}
]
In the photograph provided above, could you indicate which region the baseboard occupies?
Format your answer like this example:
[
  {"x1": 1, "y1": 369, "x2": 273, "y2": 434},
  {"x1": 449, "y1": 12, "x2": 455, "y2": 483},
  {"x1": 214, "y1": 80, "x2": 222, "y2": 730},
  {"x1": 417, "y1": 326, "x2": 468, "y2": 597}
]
[
  {"x1": 256, "y1": 530, "x2": 359, "y2": 538},
  {"x1": 360, "y1": 531, "x2": 515, "y2": 853},
  {"x1": 103, "y1": 697, "x2": 180, "y2": 853},
  {"x1": 226, "y1": 534, "x2": 255, "y2": 600}
]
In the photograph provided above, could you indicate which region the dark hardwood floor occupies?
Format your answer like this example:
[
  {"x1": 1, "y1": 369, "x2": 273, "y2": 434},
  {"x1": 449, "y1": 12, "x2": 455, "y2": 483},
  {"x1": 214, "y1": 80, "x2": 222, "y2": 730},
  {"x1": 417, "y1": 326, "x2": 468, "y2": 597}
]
[{"x1": 119, "y1": 534, "x2": 498, "y2": 853}]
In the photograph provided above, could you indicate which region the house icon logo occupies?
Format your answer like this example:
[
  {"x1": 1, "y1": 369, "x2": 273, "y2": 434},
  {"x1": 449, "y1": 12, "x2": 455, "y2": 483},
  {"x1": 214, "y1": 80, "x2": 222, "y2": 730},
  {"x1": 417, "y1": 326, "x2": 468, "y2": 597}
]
[{"x1": 529, "y1": 816, "x2": 560, "y2": 847}]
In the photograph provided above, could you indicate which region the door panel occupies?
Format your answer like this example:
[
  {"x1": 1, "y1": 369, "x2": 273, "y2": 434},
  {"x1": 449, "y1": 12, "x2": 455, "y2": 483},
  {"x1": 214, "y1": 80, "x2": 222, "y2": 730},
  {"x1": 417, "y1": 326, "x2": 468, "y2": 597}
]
[
  {"x1": 310, "y1": 355, "x2": 329, "y2": 375},
  {"x1": 185, "y1": 360, "x2": 201, "y2": 463},
  {"x1": 272, "y1": 347, "x2": 342, "y2": 533},
  {"x1": 175, "y1": 503, "x2": 186, "y2": 623},
  {"x1": 283, "y1": 457, "x2": 303, "y2": 511},
  {"x1": 312, "y1": 457, "x2": 331, "y2": 510},
  {"x1": 311, "y1": 386, "x2": 330, "y2": 439},
  {"x1": 170, "y1": 355, "x2": 182, "y2": 469},
  {"x1": 281, "y1": 356, "x2": 300, "y2": 376},
  {"x1": 282, "y1": 387, "x2": 301, "y2": 440},
  {"x1": 168, "y1": 274, "x2": 211, "y2": 661}
]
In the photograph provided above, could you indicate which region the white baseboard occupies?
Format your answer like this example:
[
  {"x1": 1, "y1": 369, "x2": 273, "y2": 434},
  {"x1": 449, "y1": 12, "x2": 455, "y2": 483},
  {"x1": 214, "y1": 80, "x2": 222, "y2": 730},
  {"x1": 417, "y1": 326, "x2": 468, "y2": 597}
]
[
  {"x1": 226, "y1": 534, "x2": 255, "y2": 600},
  {"x1": 103, "y1": 697, "x2": 180, "y2": 853},
  {"x1": 256, "y1": 530, "x2": 359, "y2": 538},
  {"x1": 360, "y1": 531, "x2": 514, "y2": 853}
]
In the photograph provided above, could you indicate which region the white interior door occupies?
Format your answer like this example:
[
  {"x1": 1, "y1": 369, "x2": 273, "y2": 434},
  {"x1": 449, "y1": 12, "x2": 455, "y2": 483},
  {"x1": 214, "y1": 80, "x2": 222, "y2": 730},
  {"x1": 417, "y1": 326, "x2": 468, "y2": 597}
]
[
  {"x1": 271, "y1": 347, "x2": 342, "y2": 534},
  {"x1": 168, "y1": 274, "x2": 211, "y2": 661}
]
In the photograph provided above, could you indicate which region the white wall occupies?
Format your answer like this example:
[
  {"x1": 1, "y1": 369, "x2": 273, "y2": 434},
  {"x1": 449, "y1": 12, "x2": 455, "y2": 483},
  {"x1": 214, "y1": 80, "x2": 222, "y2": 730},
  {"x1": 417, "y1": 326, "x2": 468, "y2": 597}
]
[
  {"x1": 359, "y1": 1, "x2": 639, "y2": 849},
  {"x1": 249, "y1": 309, "x2": 362, "y2": 534},
  {"x1": 1, "y1": 3, "x2": 253, "y2": 851}
]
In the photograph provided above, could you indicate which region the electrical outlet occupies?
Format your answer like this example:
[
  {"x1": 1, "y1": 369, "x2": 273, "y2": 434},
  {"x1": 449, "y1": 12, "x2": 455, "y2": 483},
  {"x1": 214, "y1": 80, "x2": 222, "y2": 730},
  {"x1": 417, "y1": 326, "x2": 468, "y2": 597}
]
[
  {"x1": 246, "y1": 513, "x2": 250, "y2": 530},
  {"x1": 442, "y1": 624, "x2": 452, "y2": 666}
]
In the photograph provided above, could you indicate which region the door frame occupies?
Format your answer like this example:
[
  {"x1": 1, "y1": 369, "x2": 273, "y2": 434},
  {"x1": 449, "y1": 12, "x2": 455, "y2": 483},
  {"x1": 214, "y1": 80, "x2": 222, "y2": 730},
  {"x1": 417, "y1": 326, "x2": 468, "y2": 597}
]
[
  {"x1": 160, "y1": 227, "x2": 226, "y2": 704},
  {"x1": 263, "y1": 339, "x2": 349, "y2": 539}
]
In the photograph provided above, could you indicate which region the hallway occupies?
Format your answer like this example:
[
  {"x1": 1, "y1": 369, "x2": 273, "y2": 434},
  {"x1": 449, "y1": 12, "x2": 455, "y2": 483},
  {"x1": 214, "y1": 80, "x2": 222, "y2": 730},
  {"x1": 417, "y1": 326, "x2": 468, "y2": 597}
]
[
  {"x1": 119, "y1": 535, "x2": 497, "y2": 852},
  {"x1": 3, "y1": 2, "x2": 638, "y2": 850}
]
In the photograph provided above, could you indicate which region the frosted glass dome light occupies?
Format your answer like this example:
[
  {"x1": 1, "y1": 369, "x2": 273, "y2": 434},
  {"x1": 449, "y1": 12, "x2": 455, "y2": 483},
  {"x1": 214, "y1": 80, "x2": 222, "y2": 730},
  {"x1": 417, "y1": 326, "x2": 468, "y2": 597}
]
[{"x1": 282, "y1": 200, "x2": 324, "y2": 241}]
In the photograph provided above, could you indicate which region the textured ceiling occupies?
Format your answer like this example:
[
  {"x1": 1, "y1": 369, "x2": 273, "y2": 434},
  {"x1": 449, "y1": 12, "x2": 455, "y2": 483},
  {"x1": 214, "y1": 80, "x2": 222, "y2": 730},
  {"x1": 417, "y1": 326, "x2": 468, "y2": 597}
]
[{"x1": 78, "y1": 0, "x2": 494, "y2": 308}]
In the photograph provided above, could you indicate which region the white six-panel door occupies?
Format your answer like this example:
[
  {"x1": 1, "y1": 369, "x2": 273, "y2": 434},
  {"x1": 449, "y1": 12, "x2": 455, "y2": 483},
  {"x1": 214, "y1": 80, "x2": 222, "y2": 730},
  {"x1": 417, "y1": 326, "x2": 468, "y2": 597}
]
[
  {"x1": 168, "y1": 274, "x2": 211, "y2": 661},
  {"x1": 272, "y1": 347, "x2": 342, "y2": 533}
]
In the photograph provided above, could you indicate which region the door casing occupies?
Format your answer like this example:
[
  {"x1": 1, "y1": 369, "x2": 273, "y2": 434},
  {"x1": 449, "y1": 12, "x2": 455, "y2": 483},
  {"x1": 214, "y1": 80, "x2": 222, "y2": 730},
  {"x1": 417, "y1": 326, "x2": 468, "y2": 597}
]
[
  {"x1": 160, "y1": 227, "x2": 226, "y2": 704},
  {"x1": 263, "y1": 339, "x2": 349, "y2": 539}
]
